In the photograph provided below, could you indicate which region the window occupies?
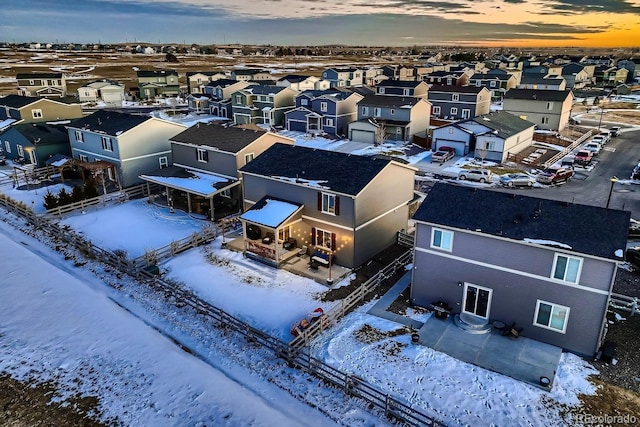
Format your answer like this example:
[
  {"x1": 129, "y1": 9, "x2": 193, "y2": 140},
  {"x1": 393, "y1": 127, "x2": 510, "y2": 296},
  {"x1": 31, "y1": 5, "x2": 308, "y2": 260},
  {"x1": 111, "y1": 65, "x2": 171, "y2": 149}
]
[
  {"x1": 220, "y1": 188, "x2": 231, "y2": 198},
  {"x1": 483, "y1": 141, "x2": 496, "y2": 150},
  {"x1": 197, "y1": 148, "x2": 209, "y2": 163},
  {"x1": 16, "y1": 145, "x2": 24, "y2": 158},
  {"x1": 75, "y1": 130, "x2": 84, "y2": 143},
  {"x1": 390, "y1": 109, "x2": 395, "y2": 115},
  {"x1": 490, "y1": 81, "x2": 496, "y2": 88},
  {"x1": 362, "y1": 106, "x2": 369, "y2": 116},
  {"x1": 321, "y1": 192, "x2": 336, "y2": 214},
  {"x1": 552, "y1": 254, "x2": 582, "y2": 283},
  {"x1": 403, "y1": 89, "x2": 410, "y2": 96},
  {"x1": 534, "y1": 300, "x2": 569, "y2": 333},
  {"x1": 4, "y1": 141, "x2": 10, "y2": 153},
  {"x1": 78, "y1": 154, "x2": 89, "y2": 162},
  {"x1": 433, "y1": 106, "x2": 441, "y2": 115},
  {"x1": 314, "y1": 228, "x2": 334, "y2": 250},
  {"x1": 431, "y1": 228, "x2": 453, "y2": 251},
  {"x1": 546, "y1": 102, "x2": 554, "y2": 110},
  {"x1": 475, "y1": 80, "x2": 481, "y2": 87},
  {"x1": 31, "y1": 109, "x2": 43, "y2": 119},
  {"x1": 452, "y1": 94, "x2": 459, "y2": 101},
  {"x1": 101, "y1": 136, "x2": 113, "y2": 151},
  {"x1": 244, "y1": 152, "x2": 254, "y2": 164},
  {"x1": 29, "y1": 79, "x2": 35, "y2": 85},
  {"x1": 374, "y1": 107, "x2": 382, "y2": 117},
  {"x1": 235, "y1": 94, "x2": 242, "y2": 104},
  {"x1": 379, "y1": 88, "x2": 385, "y2": 94},
  {"x1": 541, "y1": 116, "x2": 549, "y2": 125},
  {"x1": 300, "y1": 99, "x2": 308, "y2": 106},
  {"x1": 461, "y1": 109, "x2": 470, "y2": 119},
  {"x1": 159, "y1": 156, "x2": 168, "y2": 168},
  {"x1": 320, "y1": 102, "x2": 327, "y2": 112},
  {"x1": 450, "y1": 107, "x2": 458, "y2": 116},
  {"x1": 447, "y1": 127, "x2": 454, "y2": 134},
  {"x1": 325, "y1": 118, "x2": 334, "y2": 127}
]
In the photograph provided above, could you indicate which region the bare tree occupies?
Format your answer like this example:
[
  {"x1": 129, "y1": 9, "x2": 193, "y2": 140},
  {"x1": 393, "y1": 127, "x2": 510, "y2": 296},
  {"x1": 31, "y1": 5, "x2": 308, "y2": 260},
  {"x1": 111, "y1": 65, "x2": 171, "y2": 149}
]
[
  {"x1": 374, "y1": 121, "x2": 389, "y2": 146},
  {"x1": 475, "y1": 148, "x2": 488, "y2": 164}
]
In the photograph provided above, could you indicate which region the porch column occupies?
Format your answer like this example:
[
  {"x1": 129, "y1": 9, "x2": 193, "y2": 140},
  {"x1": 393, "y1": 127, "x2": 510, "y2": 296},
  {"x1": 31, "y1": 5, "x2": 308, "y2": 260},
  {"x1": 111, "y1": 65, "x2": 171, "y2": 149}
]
[
  {"x1": 165, "y1": 187, "x2": 170, "y2": 205},
  {"x1": 187, "y1": 193, "x2": 192, "y2": 213},
  {"x1": 146, "y1": 182, "x2": 151, "y2": 201},
  {"x1": 209, "y1": 197, "x2": 215, "y2": 221},
  {"x1": 274, "y1": 226, "x2": 280, "y2": 266}
]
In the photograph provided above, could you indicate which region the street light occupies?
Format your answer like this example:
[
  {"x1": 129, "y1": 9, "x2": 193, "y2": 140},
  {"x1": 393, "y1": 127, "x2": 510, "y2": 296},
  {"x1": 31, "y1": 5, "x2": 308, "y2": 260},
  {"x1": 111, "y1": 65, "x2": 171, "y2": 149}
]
[
  {"x1": 597, "y1": 91, "x2": 611, "y2": 130},
  {"x1": 606, "y1": 176, "x2": 618, "y2": 208}
]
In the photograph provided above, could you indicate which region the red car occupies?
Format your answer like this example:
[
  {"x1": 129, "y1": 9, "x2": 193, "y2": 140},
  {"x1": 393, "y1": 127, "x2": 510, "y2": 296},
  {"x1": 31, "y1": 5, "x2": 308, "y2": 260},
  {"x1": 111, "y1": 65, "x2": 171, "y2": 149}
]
[
  {"x1": 536, "y1": 166, "x2": 575, "y2": 185},
  {"x1": 431, "y1": 146, "x2": 456, "y2": 163},
  {"x1": 574, "y1": 149, "x2": 593, "y2": 166}
]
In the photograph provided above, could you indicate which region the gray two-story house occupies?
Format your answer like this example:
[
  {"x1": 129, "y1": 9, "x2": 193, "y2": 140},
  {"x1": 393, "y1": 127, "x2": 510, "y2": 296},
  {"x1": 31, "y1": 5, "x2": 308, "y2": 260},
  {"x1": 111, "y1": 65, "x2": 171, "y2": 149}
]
[
  {"x1": 410, "y1": 183, "x2": 630, "y2": 357},
  {"x1": 427, "y1": 86, "x2": 491, "y2": 121},
  {"x1": 202, "y1": 79, "x2": 254, "y2": 120},
  {"x1": 375, "y1": 80, "x2": 429, "y2": 98},
  {"x1": 503, "y1": 89, "x2": 574, "y2": 132},
  {"x1": 136, "y1": 70, "x2": 180, "y2": 98},
  {"x1": 0, "y1": 122, "x2": 70, "y2": 166},
  {"x1": 348, "y1": 94, "x2": 431, "y2": 144},
  {"x1": 139, "y1": 124, "x2": 294, "y2": 220},
  {"x1": 239, "y1": 143, "x2": 416, "y2": 269},
  {"x1": 284, "y1": 89, "x2": 362, "y2": 137},
  {"x1": 16, "y1": 72, "x2": 67, "y2": 98},
  {"x1": 66, "y1": 110, "x2": 186, "y2": 188},
  {"x1": 231, "y1": 85, "x2": 297, "y2": 127}
]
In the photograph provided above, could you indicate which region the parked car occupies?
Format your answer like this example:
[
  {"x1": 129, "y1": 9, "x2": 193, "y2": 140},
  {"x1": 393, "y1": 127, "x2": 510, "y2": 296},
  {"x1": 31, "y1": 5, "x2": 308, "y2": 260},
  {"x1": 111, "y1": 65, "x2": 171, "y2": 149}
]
[
  {"x1": 499, "y1": 173, "x2": 536, "y2": 187},
  {"x1": 632, "y1": 163, "x2": 640, "y2": 180},
  {"x1": 584, "y1": 142, "x2": 602, "y2": 156},
  {"x1": 431, "y1": 146, "x2": 455, "y2": 163},
  {"x1": 597, "y1": 131, "x2": 611, "y2": 144},
  {"x1": 609, "y1": 127, "x2": 621, "y2": 137},
  {"x1": 536, "y1": 166, "x2": 574, "y2": 185},
  {"x1": 561, "y1": 155, "x2": 575, "y2": 169},
  {"x1": 591, "y1": 136, "x2": 606, "y2": 146},
  {"x1": 458, "y1": 169, "x2": 493, "y2": 183},
  {"x1": 574, "y1": 149, "x2": 594, "y2": 166}
]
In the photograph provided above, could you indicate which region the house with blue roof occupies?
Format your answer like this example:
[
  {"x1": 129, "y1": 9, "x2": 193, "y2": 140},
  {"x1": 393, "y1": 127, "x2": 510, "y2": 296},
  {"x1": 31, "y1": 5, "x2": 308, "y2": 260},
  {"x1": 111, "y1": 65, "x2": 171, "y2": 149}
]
[
  {"x1": 410, "y1": 182, "x2": 630, "y2": 356},
  {"x1": 231, "y1": 85, "x2": 297, "y2": 127},
  {"x1": 239, "y1": 143, "x2": 417, "y2": 269},
  {"x1": 284, "y1": 89, "x2": 362, "y2": 137}
]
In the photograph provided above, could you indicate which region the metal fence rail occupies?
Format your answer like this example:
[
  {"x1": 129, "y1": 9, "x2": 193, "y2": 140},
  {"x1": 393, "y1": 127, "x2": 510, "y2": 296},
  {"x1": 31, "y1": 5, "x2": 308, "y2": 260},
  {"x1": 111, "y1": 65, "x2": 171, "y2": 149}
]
[{"x1": 610, "y1": 292, "x2": 640, "y2": 316}]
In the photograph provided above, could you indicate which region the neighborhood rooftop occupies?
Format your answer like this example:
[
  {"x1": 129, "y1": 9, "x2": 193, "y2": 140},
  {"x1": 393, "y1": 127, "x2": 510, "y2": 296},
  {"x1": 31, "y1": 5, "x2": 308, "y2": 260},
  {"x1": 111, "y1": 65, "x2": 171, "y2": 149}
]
[
  {"x1": 67, "y1": 110, "x2": 151, "y2": 134},
  {"x1": 413, "y1": 183, "x2": 630, "y2": 260},
  {"x1": 239, "y1": 143, "x2": 394, "y2": 195},
  {"x1": 472, "y1": 111, "x2": 535, "y2": 138},
  {"x1": 359, "y1": 94, "x2": 421, "y2": 107},
  {"x1": 0, "y1": 94, "x2": 42, "y2": 108},
  {"x1": 11, "y1": 123, "x2": 69, "y2": 145},
  {"x1": 170, "y1": 123, "x2": 270, "y2": 153},
  {"x1": 503, "y1": 88, "x2": 572, "y2": 102}
]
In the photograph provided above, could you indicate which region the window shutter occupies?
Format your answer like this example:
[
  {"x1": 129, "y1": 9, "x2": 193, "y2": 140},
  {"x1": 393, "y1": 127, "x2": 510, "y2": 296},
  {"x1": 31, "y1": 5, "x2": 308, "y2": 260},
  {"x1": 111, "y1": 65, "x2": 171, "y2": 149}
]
[
  {"x1": 335, "y1": 196, "x2": 340, "y2": 216},
  {"x1": 331, "y1": 233, "x2": 336, "y2": 251},
  {"x1": 317, "y1": 192, "x2": 322, "y2": 211},
  {"x1": 311, "y1": 227, "x2": 316, "y2": 246}
]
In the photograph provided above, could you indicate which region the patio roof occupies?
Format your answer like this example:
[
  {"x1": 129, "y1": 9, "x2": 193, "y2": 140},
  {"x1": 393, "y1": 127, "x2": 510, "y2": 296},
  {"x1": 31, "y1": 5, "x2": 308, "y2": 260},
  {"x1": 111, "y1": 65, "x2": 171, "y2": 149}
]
[
  {"x1": 240, "y1": 196, "x2": 303, "y2": 228},
  {"x1": 139, "y1": 166, "x2": 236, "y2": 198}
]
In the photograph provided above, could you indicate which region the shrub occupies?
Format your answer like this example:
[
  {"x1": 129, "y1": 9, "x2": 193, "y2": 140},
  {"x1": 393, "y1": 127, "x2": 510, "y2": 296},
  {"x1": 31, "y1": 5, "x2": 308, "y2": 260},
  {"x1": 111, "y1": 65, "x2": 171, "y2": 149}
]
[
  {"x1": 57, "y1": 187, "x2": 72, "y2": 206},
  {"x1": 43, "y1": 190, "x2": 58, "y2": 210},
  {"x1": 71, "y1": 185, "x2": 84, "y2": 203},
  {"x1": 83, "y1": 178, "x2": 99, "y2": 199}
]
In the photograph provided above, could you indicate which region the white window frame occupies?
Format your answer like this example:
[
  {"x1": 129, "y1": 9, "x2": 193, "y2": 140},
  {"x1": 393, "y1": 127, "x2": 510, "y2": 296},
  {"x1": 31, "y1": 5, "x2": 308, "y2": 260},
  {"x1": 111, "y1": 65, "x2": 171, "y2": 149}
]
[
  {"x1": 74, "y1": 130, "x2": 84, "y2": 143},
  {"x1": 78, "y1": 154, "x2": 89, "y2": 162},
  {"x1": 551, "y1": 253, "x2": 582, "y2": 284},
  {"x1": 534, "y1": 300, "x2": 570, "y2": 333},
  {"x1": 403, "y1": 88, "x2": 410, "y2": 96},
  {"x1": 220, "y1": 188, "x2": 231, "y2": 198},
  {"x1": 450, "y1": 107, "x2": 458, "y2": 116},
  {"x1": 374, "y1": 107, "x2": 382, "y2": 117},
  {"x1": 320, "y1": 102, "x2": 328, "y2": 112},
  {"x1": 31, "y1": 109, "x2": 43, "y2": 119},
  {"x1": 197, "y1": 148, "x2": 208, "y2": 163},
  {"x1": 101, "y1": 136, "x2": 113, "y2": 151},
  {"x1": 546, "y1": 102, "x2": 554, "y2": 110},
  {"x1": 462, "y1": 283, "x2": 493, "y2": 320},
  {"x1": 235, "y1": 94, "x2": 242, "y2": 104},
  {"x1": 475, "y1": 80, "x2": 481, "y2": 87},
  {"x1": 379, "y1": 88, "x2": 385, "y2": 94},
  {"x1": 244, "y1": 152, "x2": 254, "y2": 164},
  {"x1": 390, "y1": 108, "x2": 395, "y2": 115},
  {"x1": 452, "y1": 93, "x2": 460, "y2": 101},
  {"x1": 483, "y1": 141, "x2": 495, "y2": 150},
  {"x1": 4, "y1": 141, "x2": 10, "y2": 153},
  {"x1": 300, "y1": 98, "x2": 308, "y2": 106},
  {"x1": 462, "y1": 109, "x2": 470, "y2": 119},
  {"x1": 16, "y1": 145, "x2": 24, "y2": 158},
  {"x1": 433, "y1": 106, "x2": 441, "y2": 115},
  {"x1": 315, "y1": 228, "x2": 333, "y2": 250},
  {"x1": 541, "y1": 116, "x2": 550, "y2": 125},
  {"x1": 490, "y1": 81, "x2": 497, "y2": 88},
  {"x1": 321, "y1": 192, "x2": 336, "y2": 215},
  {"x1": 159, "y1": 156, "x2": 168, "y2": 168},
  {"x1": 430, "y1": 228, "x2": 453, "y2": 251},
  {"x1": 325, "y1": 118, "x2": 334, "y2": 127},
  {"x1": 362, "y1": 106, "x2": 369, "y2": 116}
]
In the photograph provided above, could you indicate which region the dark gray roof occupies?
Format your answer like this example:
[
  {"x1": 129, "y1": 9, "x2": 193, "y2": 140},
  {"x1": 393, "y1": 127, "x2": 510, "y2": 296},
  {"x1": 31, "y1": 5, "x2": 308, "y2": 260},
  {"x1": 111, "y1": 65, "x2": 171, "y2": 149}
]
[
  {"x1": 562, "y1": 63, "x2": 585, "y2": 74},
  {"x1": 239, "y1": 143, "x2": 393, "y2": 196},
  {"x1": 232, "y1": 69, "x2": 267, "y2": 76},
  {"x1": 12, "y1": 123, "x2": 69, "y2": 146},
  {"x1": 136, "y1": 69, "x2": 178, "y2": 77},
  {"x1": 16, "y1": 72, "x2": 62, "y2": 79},
  {"x1": 67, "y1": 110, "x2": 151, "y2": 135},
  {"x1": 428, "y1": 85, "x2": 486, "y2": 94},
  {"x1": 469, "y1": 73, "x2": 511, "y2": 81},
  {"x1": 520, "y1": 75, "x2": 565, "y2": 85},
  {"x1": 0, "y1": 95, "x2": 41, "y2": 108},
  {"x1": 277, "y1": 75, "x2": 310, "y2": 83},
  {"x1": 472, "y1": 111, "x2": 535, "y2": 138},
  {"x1": 359, "y1": 94, "x2": 420, "y2": 107},
  {"x1": 298, "y1": 88, "x2": 345, "y2": 99},
  {"x1": 170, "y1": 123, "x2": 267, "y2": 153},
  {"x1": 204, "y1": 79, "x2": 240, "y2": 88},
  {"x1": 243, "y1": 85, "x2": 286, "y2": 95},
  {"x1": 186, "y1": 71, "x2": 225, "y2": 77},
  {"x1": 413, "y1": 183, "x2": 630, "y2": 260},
  {"x1": 504, "y1": 88, "x2": 572, "y2": 102},
  {"x1": 377, "y1": 80, "x2": 424, "y2": 88}
]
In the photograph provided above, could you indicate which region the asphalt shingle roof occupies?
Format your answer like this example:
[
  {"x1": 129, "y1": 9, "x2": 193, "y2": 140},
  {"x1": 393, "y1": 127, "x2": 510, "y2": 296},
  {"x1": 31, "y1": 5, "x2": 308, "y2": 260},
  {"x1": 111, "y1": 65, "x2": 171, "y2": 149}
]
[
  {"x1": 136, "y1": 70, "x2": 178, "y2": 77},
  {"x1": 67, "y1": 110, "x2": 151, "y2": 135},
  {"x1": 0, "y1": 95, "x2": 41, "y2": 108},
  {"x1": 503, "y1": 88, "x2": 572, "y2": 102},
  {"x1": 11, "y1": 123, "x2": 69, "y2": 145},
  {"x1": 428, "y1": 86, "x2": 486, "y2": 94},
  {"x1": 243, "y1": 85, "x2": 286, "y2": 95},
  {"x1": 413, "y1": 183, "x2": 630, "y2": 260},
  {"x1": 377, "y1": 80, "x2": 424, "y2": 88},
  {"x1": 359, "y1": 94, "x2": 420, "y2": 107},
  {"x1": 472, "y1": 111, "x2": 535, "y2": 138},
  {"x1": 170, "y1": 123, "x2": 267, "y2": 153},
  {"x1": 16, "y1": 72, "x2": 62, "y2": 79},
  {"x1": 239, "y1": 143, "x2": 392, "y2": 196}
]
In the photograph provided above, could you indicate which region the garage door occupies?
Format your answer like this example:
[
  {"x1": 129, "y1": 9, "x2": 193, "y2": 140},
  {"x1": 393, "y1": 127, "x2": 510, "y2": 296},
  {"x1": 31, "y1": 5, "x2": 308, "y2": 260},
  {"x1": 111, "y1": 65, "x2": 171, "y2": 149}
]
[
  {"x1": 435, "y1": 139, "x2": 467, "y2": 156},
  {"x1": 287, "y1": 120, "x2": 306, "y2": 133},
  {"x1": 351, "y1": 129, "x2": 376, "y2": 144}
]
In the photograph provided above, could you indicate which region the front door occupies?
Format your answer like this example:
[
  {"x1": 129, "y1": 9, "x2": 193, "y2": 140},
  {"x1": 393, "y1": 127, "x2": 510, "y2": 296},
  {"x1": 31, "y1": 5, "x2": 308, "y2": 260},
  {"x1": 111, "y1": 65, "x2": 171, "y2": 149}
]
[{"x1": 462, "y1": 283, "x2": 492, "y2": 320}]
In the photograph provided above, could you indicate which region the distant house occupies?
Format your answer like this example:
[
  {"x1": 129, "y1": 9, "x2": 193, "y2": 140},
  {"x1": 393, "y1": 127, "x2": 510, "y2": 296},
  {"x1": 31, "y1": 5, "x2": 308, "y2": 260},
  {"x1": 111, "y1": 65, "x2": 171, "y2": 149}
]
[
  {"x1": 349, "y1": 94, "x2": 431, "y2": 144},
  {"x1": 427, "y1": 86, "x2": 491, "y2": 121},
  {"x1": 230, "y1": 69, "x2": 273, "y2": 82},
  {"x1": 517, "y1": 75, "x2": 567, "y2": 91},
  {"x1": 0, "y1": 122, "x2": 70, "y2": 166},
  {"x1": 321, "y1": 67, "x2": 364, "y2": 88},
  {"x1": 555, "y1": 63, "x2": 594, "y2": 89},
  {"x1": 284, "y1": 89, "x2": 362, "y2": 137},
  {"x1": 419, "y1": 70, "x2": 469, "y2": 87},
  {"x1": 503, "y1": 89, "x2": 574, "y2": 131},
  {"x1": 77, "y1": 79, "x2": 126, "y2": 105},
  {"x1": 139, "y1": 124, "x2": 294, "y2": 220},
  {"x1": 276, "y1": 75, "x2": 330, "y2": 91},
  {"x1": 239, "y1": 143, "x2": 416, "y2": 269},
  {"x1": 0, "y1": 95, "x2": 83, "y2": 124},
  {"x1": 66, "y1": 110, "x2": 187, "y2": 188},
  {"x1": 136, "y1": 69, "x2": 180, "y2": 98},
  {"x1": 16, "y1": 72, "x2": 67, "y2": 98},
  {"x1": 362, "y1": 67, "x2": 386, "y2": 86},
  {"x1": 231, "y1": 85, "x2": 297, "y2": 127},
  {"x1": 410, "y1": 183, "x2": 630, "y2": 357},
  {"x1": 616, "y1": 59, "x2": 640, "y2": 83},
  {"x1": 202, "y1": 79, "x2": 254, "y2": 119},
  {"x1": 431, "y1": 111, "x2": 535, "y2": 162},
  {"x1": 594, "y1": 65, "x2": 629, "y2": 86},
  {"x1": 186, "y1": 71, "x2": 227, "y2": 94},
  {"x1": 467, "y1": 73, "x2": 517, "y2": 100},
  {"x1": 375, "y1": 80, "x2": 429, "y2": 98}
]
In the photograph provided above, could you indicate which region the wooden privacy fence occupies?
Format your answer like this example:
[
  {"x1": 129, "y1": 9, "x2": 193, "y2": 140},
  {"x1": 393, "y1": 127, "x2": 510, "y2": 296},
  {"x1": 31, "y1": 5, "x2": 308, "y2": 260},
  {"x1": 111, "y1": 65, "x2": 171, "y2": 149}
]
[
  {"x1": 610, "y1": 293, "x2": 640, "y2": 316},
  {"x1": 288, "y1": 248, "x2": 414, "y2": 351}
]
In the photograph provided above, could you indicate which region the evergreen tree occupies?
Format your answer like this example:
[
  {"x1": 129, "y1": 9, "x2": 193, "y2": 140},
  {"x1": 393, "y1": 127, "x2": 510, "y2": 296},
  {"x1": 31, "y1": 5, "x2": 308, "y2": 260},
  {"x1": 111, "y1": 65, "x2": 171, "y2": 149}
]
[
  {"x1": 71, "y1": 185, "x2": 84, "y2": 203},
  {"x1": 57, "y1": 187, "x2": 72, "y2": 206},
  {"x1": 83, "y1": 178, "x2": 99, "y2": 199},
  {"x1": 43, "y1": 190, "x2": 58, "y2": 210}
]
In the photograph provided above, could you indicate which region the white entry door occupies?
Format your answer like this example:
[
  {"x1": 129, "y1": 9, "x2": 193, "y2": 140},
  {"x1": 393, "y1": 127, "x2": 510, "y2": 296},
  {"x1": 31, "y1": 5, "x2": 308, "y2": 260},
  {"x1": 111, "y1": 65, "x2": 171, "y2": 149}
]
[{"x1": 462, "y1": 283, "x2": 492, "y2": 320}]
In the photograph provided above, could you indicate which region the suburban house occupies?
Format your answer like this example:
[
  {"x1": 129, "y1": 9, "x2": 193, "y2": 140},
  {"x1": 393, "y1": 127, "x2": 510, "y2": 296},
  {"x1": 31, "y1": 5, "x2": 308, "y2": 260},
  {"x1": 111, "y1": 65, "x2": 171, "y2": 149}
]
[
  {"x1": 431, "y1": 111, "x2": 535, "y2": 162},
  {"x1": 375, "y1": 80, "x2": 429, "y2": 98},
  {"x1": 321, "y1": 67, "x2": 364, "y2": 88},
  {"x1": 362, "y1": 67, "x2": 386, "y2": 86},
  {"x1": 503, "y1": 89, "x2": 574, "y2": 132},
  {"x1": 616, "y1": 59, "x2": 640, "y2": 83},
  {"x1": 139, "y1": 123, "x2": 294, "y2": 220},
  {"x1": 186, "y1": 71, "x2": 227, "y2": 94},
  {"x1": 230, "y1": 69, "x2": 273, "y2": 82},
  {"x1": 427, "y1": 86, "x2": 491, "y2": 121},
  {"x1": 239, "y1": 143, "x2": 417, "y2": 269},
  {"x1": 0, "y1": 122, "x2": 70, "y2": 166},
  {"x1": 410, "y1": 183, "x2": 630, "y2": 357},
  {"x1": 16, "y1": 72, "x2": 67, "y2": 98},
  {"x1": 276, "y1": 75, "x2": 330, "y2": 91},
  {"x1": 419, "y1": 70, "x2": 470, "y2": 86},
  {"x1": 284, "y1": 89, "x2": 362, "y2": 137},
  {"x1": 66, "y1": 110, "x2": 187, "y2": 188},
  {"x1": 348, "y1": 94, "x2": 431, "y2": 144},
  {"x1": 0, "y1": 95, "x2": 83, "y2": 124},
  {"x1": 552, "y1": 63, "x2": 594, "y2": 89},
  {"x1": 77, "y1": 79, "x2": 126, "y2": 105},
  {"x1": 202, "y1": 79, "x2": 254, "y2": 120},
  {"x1": 136, "y1": 69, "x2": 180, "y2": 98},
  {"x1": 231, "y1": 85, "x2": 297, "y2": 127},
  {"x1": 467, "y1": 73, "x2": 518, "y2": 100},
  {"x1": 594, "y1": 66, "x2": 629, "y2": 86},
  {"x1": 518, "y1": 75, "x2": 567, "y2": 91}
]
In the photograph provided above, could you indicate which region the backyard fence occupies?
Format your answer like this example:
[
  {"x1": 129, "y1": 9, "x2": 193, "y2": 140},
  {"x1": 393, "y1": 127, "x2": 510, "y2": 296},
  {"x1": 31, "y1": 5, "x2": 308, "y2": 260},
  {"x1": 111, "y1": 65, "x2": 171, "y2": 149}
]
[
  {"x1": 397, "y1": 230, "x2": 415, "y2": 247},
  {"x1": 609, "y1": 292, "x2": 640, "y2": 316}
]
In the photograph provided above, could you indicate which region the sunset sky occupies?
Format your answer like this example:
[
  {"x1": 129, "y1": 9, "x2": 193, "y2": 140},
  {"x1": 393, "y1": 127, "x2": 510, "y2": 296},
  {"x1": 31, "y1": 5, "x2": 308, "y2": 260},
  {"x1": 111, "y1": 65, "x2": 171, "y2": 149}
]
[{"x1": 2, "y1": 0, "x2": 639, "y2": 47}]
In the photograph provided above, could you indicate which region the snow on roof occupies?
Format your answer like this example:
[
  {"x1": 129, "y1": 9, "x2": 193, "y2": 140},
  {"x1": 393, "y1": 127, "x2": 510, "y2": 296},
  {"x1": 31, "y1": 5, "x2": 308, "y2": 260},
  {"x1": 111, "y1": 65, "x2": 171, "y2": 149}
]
[
  {"x1": 524, "y1": 238, "x2": 572, "y2": 250},
  {"x1": 240, "y1": 198, "x2": 302, "y2": 228},
  {"x1": 0, "y1": 118, "x2": 16, "y2": 130},
  {"x1": 139, "y1": 171, "x2": 229, "y2": 197},
  {"x1": 272, "y1": 176, "x2": 330, "y2": 189}
]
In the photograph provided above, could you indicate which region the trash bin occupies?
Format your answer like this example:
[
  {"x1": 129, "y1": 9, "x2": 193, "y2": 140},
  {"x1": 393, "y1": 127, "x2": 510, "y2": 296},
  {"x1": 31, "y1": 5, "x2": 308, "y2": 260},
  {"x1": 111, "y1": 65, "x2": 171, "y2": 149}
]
[
  {"x1": 539, "y1": 376, "x2": 551, "y2": 387},
  {"x1": 411, "y1": 333, "x2": 420, "y2": 343}
]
